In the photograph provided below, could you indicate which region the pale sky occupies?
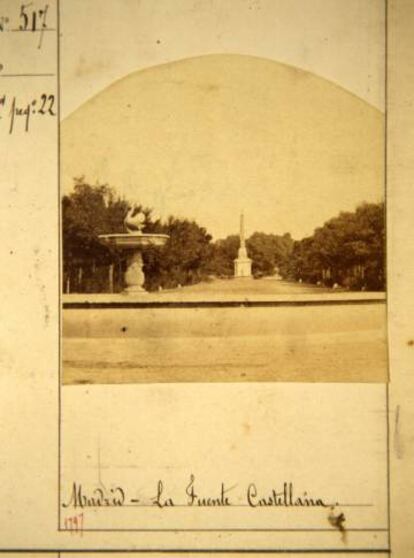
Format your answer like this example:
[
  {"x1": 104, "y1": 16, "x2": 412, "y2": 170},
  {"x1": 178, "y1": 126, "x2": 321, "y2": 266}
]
[
  {"x1": 61, "y1": 0, "x2": 385, "y2": 118},
  {"x1": 60, "y1": 0, "x2": 385, "y2": 240}
]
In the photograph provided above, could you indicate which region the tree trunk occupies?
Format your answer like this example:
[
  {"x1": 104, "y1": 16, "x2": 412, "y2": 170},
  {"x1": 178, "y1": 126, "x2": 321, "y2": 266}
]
[
  {"x1": 78, "y1": 267, "x2": 83, "y2": 291},
  {"x1": 109, "y1": 264, "x2": 114, "y2": 293}
]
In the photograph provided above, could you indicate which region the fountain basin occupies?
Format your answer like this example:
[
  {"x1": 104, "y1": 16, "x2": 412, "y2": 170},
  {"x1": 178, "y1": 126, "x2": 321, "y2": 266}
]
[{"x1": 99, "y1": 233, "x2": 169, "y2": 249}]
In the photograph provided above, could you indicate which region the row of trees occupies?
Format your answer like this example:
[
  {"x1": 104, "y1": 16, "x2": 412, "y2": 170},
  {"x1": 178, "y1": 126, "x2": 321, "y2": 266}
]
[
  {"x1": 62, "y1": 179, "x2": 385, "y2": 293},
  {"x1": 284, "y1": 202, "x2": 385, "y2": 290}
]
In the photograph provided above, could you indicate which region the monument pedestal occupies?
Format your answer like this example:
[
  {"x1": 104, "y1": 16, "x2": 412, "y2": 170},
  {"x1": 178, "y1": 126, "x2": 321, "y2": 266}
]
[
  {"x1": 234, "y1": 213, "x2": 252, "y2": 278},
  {"x1": 234, "y1": 256, "x2": 252, "y2": 278}
]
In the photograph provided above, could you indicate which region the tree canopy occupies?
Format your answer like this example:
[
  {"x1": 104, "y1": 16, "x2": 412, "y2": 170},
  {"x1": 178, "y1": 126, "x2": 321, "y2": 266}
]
[{"x1": 284, "y1": 202, "x2": 385, "y2": 290}]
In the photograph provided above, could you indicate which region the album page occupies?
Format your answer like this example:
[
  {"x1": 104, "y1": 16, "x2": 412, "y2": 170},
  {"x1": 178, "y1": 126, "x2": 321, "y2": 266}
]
[{"x1": 0, "y1": 0, "x2": 413, "y2": 555}]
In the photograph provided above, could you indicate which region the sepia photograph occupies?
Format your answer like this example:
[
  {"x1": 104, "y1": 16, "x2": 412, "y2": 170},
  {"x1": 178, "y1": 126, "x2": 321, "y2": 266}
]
[{"x1": 61, "y1": 1, "x2": 387, "y2": 385}]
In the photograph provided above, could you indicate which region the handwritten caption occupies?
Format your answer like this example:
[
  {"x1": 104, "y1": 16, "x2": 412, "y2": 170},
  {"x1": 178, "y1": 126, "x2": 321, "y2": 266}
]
[
  {"x1": 62, "y1": 477, "x2": 332, "y2": 511},
  {"x1": 0, "y1": 93, "x2": 56, "y2": 134}
]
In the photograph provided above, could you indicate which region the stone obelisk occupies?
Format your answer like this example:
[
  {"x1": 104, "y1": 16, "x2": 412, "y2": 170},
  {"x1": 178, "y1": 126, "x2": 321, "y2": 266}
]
[{"x1": 234, "y1": 212, "x2": 252, "y2": 277}]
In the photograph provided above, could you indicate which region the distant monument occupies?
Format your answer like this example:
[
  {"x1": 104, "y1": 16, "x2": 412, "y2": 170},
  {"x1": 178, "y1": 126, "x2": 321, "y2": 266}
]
[{"x1": 234, "y1": 213, "x2": 252, "y2": 278}]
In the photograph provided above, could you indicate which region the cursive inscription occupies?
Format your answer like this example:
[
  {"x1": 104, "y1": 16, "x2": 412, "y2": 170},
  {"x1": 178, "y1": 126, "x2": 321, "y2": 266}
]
[
  {"x1": 0, "y1": 94, "x2": 56, "y2": 134},
  {"x1": 247, "y1": 482, "x2": 327, "y2": 507},
  {"x1": 62, "y1": 482, "x2": 125, "y2": 509},
  {"x1": 63, "y1": 478, "x2": 328, "y2": 509},
  {"x1": 186, "y1": 474, "x2": 233, "y2": 506}
]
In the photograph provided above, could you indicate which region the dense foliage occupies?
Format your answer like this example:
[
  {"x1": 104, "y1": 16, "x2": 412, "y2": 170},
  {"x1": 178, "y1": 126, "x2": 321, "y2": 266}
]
[
  {"x1": 284, "y1": 203, "x2": 385, "y2": 290},
  {"x1": 62, "y1": 179, "x2": 129, "y2": 292},
  {"x1": 62, "y1": 180, "x2": 385, "y2": 293},
  {"x1": 143, "y1": 216, "x2": 213, "y2": 290},
  {"x1": 62, "y1": 179, "x2": 212, "y2": 292}
]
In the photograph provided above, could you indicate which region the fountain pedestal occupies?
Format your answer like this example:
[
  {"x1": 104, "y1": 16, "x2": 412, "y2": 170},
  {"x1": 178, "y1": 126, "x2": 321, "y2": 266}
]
[
  {"x1": 125, "y1": 251, "x2": 145, "y2": 293},
  {"x1": 99, "y1": 232, "x2": 169, "y2": 294}
]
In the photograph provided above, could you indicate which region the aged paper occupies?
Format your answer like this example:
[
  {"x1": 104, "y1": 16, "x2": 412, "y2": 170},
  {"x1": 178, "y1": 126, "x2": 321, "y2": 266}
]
[{"x1": 0, "y1": 0, "x2": 413, "y2": 555}]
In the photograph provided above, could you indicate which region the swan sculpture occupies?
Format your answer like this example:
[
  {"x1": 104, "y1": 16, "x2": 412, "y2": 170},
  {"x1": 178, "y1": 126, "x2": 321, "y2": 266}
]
[{"x1": 124, "y1": 206, "x2": 146, "y2": 233}]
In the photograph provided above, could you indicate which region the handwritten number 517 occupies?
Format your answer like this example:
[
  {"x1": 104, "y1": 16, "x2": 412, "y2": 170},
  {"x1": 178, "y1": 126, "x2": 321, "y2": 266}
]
[
  {"x1": 19, "y1": 3, "x2": 49, "y2": 32},
  {"x1": 19, "y1": 3, "x2": 49, "y2": 49}
]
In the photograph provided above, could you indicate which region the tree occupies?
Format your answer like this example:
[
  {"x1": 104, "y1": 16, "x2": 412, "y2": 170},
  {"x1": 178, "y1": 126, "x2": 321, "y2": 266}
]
[
  {"x1": 207, "y1": 235, "x2": 239, "y2": 277},
  {"x1": 143, "y1": 217, "x2": 213, "y2": 290},
  {"x1": 247, "y1": 232, "x2": 293, "y2": 277},
  {"x1": 284, "y1": 202, "x2": 385, "y2": 290},
  {"x1": 63, "y1": 178, "x2": 137, "y2": 292}
]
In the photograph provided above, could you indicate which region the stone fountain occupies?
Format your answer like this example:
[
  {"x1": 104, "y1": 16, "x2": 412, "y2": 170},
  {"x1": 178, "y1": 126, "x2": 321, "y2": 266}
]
[{"x1": 99, "y1": 207, "x2": 169, "y2": 294}]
